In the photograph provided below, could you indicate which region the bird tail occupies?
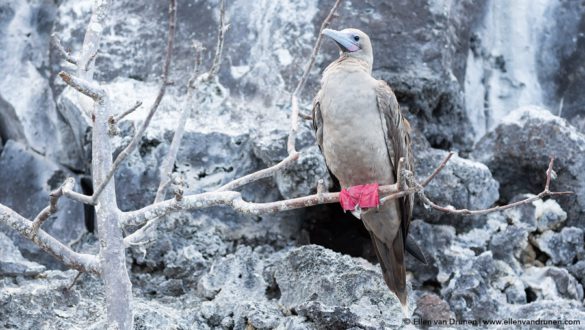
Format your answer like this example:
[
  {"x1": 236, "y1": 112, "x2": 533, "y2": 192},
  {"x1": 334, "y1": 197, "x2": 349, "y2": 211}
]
[{"x1": 368, "y1": 230, "x2": 409, "y2": 315}]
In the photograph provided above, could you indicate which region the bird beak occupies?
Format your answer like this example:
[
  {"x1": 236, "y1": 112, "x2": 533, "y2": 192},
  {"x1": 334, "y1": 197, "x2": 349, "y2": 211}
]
[{"x1": 322, "y1": 28, "x2": 360, "y2": 52}]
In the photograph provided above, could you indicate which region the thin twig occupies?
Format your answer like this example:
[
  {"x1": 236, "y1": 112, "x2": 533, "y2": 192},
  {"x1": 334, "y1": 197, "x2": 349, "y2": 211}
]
[
  {"x1": 84, "y1": 49, "x2": 99, "y2": 72},
  {"x1": 92, "y1": 0, "x2": 177, "y2": 202},
  {"x1": 67, "y1": 271, "x2": 84, "y2": 291},
  {"x1": 299, "y1": 112, "x2": 313, "y2": 120},
  {"x1": 216, "y1": 152, "x2": 300, "y2": 192},
  {"x1": 417, "y1": 157, "x2": 573, "y2": 216},
  {"x1": 421, "y1": 152, "x2": 454, "y2": 187},
  {"x1": 51, "y1": 33, "x2": 78, "y2": 65},
  {"x1": 207, "y1": 0, "x2": 227, "y2": 79},
  {"x1": 115, "y1": 101, "x2": 143, "y2": 122},
  {"x1": 30, "y1": 178, "x2": 76, "y2": 238},
  {"x1": 58, "y1": 71, "x2": 104, "y2": 101}
]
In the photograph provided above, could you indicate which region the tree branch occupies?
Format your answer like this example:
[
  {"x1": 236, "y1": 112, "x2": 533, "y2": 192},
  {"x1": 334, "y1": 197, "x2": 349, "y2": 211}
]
[
  {"x1": 92, "y1": 0, "x2": 177, "y2": 202},
  {"x1": 30, "y1": 178, "x2": 76, "y2": 238},
  {"x1": 58, "y1": 71, "x2": 105, "y2": 101},
  {"x1": 0, "y1": 204, "x2": 100, "y2": 275},
  {"x1": 121, "y1": 153, "x2": 452, "y2": 227},
  {"x1": 114, "y1": 101, "x2": 143, "y2": 122},
  {"x1": 51, "y1": 33, "x2": 78, "y2": 65},
  {"x1": 207, "y1": 0, "x2": 227, "y2": 79},
  {"x1": 416, "y1": 157, "x2": 572, "y2": 216}
]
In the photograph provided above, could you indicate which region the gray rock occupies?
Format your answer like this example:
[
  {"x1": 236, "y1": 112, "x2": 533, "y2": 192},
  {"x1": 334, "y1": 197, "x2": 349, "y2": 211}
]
[
  {"x1": 274, "y1": 245, "x2": 407, "y2": 329},
  {"x1": 441, "y1": 251, "x2": 504, "y2": 319},
  {"x1": 473, "y1": 106, "x2": 585, "y2": 225},
  {"x1": 489, "y1": 224, "x2": 528, "y2": 271},
  {"x1": 0, "y1": 232, "x2": 45, "y2": 277},
  {"x1": 521, "y1": 266, "x2": 583, "y2": 301},
  {"x1": 535, "y1": 227, "x2": 584, "y2": 266},
  {"x1": 0, "y1": 140, "x2": 85, "y2": 268},
  {"x1": 0, "y1": 1, "x2": 63, "y2": 161},
  {"x1": 534, "y1": 199, "x2": 567, "y2": 232},
  {"x1": 568, "y1": 260, "x2": 585, "y2": 288}
]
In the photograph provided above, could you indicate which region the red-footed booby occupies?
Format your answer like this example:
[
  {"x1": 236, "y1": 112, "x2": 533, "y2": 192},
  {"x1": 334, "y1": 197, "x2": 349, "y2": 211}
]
[{"x1": 313, "y1": 28, "x2": 417, "y2": 315}]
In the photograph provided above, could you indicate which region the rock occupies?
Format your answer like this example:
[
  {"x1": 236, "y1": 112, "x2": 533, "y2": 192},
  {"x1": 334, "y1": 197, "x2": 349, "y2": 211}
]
[
  {"x1": 534, "y1": 199, "x2": 567, "y2": 232},
  {"x1": 488, "y1": 224, "x2": 528, "y2": 271},
  {"x1": 521, "y1": 266, "x2": 583, "y2": 301},
  {"x1": 535, "y1": 227, "x2": 584, "y2": 266},
  {"x1": 568, "y1": 260, "x2": 585, "y2": 288},
  {"x1": 0, "y1": 270, "x2": 102, "y2": 329},
  {"x1": 197, "y1": 246, "x2": 284, "y2": 328},
  {"x1": 0, "y1": 140, "x2": 85, "y2": 269},
  {"x1": 473, "y1": 106, "x2": 585, "y2": 225},
  {"x1": 441, "y1": 252, "x2": 504, "y2": 319},
  {"x1": 413, "y1": 293, "x2": 454, "y2": 323},
  {"x1": 274, "y1": 245, "x2": 407, "y2": 329},
  {"x1": 0, "y1": 232, "x2": 45, "y2": 277},
  {"x1": 406, "y1": 220, "x2": 463, "y2": 286},
  {"x1": 0, "y1": 1, "x2": 63, "y2": 162}
]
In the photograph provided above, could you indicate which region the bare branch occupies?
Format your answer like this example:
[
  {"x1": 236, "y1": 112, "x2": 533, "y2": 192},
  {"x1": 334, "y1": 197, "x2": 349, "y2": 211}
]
[
  {"x1": 121, "y1": 153, "x2": 452, "y2": 227},
  {"x1": 51, "y1": 33, "x2": 78, "y2": 65},
  {"x1": 77, "y1": 0, "x2": 110, "y2": 80},
  {"x1": 417, "y1": 157, "x2": 573, "y2": 216},
  {"x1": 0, "y1": 204, "x2": 100, "y2": 275},
  {"x1": 299, "y1": 112, "x2": 313, "y2": 120},
  {"x1": 155, "y1": 41, "x2": 205, "y2": 203},
  {"x1": 62, "y1": 188, "x2": 95, "y2": 205},
  {"x1": 421, "y1": 152, "x2": 454, "y2": 187},
  {"x1": 207, "y1": 0, "x2": 227, "y2": 79},
  {"x1": 216, "y1": 152, "x2": 300, "y2": 191},
  {"x1": 115, "y1": 101, "x2": 143, "y2": 122},
  {"x1": 58, "y1": 71, "x2": 104, "y2": 101},
  {"x1": 30, "y1": 178, "x2": 76, "y2": 238},
  {"x1": 92, "y1": 0, "x2": 177, "y2": 202}
]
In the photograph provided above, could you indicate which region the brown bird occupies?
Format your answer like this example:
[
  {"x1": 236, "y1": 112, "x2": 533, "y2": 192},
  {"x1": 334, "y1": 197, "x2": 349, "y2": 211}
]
[{"x1": 313, "y1": 28, "x2": 417, "y2": 315}]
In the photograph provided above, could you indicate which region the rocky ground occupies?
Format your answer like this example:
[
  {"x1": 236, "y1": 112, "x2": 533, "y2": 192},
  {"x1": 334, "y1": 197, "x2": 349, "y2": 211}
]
[{"x1": 1, "y1": 0, "x2": 585, "y2": 329}]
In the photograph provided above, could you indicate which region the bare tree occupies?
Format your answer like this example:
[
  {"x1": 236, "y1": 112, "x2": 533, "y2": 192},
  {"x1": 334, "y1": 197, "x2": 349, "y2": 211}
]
[{"x1": 0, "y1": 0, "x2": 572, "y2": 328}]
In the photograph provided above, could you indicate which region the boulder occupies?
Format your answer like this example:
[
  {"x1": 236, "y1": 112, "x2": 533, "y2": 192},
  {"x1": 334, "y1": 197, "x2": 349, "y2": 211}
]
[{"x1": 473, "y1": 106, "x2": 585, "y2": 226}]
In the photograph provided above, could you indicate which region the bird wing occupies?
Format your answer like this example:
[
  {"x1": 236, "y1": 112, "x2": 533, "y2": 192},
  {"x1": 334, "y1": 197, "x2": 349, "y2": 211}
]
[
  {"x1": 312, "y1": 89, "x2": 324, "y2": 153},
  {"x1": 374, "y1": 80, "x2": 414, "y2": 247}
]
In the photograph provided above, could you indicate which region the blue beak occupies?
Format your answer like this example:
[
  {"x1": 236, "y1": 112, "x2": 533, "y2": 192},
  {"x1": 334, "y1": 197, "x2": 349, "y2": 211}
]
[{"x1": 322, "y1": 29, "x2": 360, "y2": 52}]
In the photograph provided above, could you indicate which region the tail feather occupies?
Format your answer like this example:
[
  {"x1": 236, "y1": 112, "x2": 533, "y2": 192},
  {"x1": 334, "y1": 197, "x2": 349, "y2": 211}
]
[{"x1": 368, "y1": 230, "x2": 408, "y2": 314}]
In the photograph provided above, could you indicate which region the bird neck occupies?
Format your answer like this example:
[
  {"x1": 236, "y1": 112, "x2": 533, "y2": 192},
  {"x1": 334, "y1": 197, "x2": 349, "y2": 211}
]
[{"x1": 324, "y1": 55, "x2": 373, "y2": 77}]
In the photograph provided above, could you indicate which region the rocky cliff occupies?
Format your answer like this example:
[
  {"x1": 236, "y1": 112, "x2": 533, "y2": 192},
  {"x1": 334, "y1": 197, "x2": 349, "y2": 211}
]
[{"x1": 1, "y1": 0, "x2": 585, "y2": 328}]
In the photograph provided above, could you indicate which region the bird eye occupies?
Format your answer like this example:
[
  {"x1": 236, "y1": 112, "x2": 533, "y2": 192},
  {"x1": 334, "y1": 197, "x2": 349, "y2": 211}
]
[{"x1": 353, "y1": 35, "x2": 360, "y2": 42}]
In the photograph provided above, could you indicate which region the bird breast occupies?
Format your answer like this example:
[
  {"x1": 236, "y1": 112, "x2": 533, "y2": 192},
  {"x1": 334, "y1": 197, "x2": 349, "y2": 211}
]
[{"x1": 320, "y1": 69, "x2": 394, "y2": 187}]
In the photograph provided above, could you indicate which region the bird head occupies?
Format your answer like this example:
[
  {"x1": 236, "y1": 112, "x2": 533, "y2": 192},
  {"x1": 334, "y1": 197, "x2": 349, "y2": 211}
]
[{"x1": 322, "y1": 28, "x2": 373, "y2": 67}]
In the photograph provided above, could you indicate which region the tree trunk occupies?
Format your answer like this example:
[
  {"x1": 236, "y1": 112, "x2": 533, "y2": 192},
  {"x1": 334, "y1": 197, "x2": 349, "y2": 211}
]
[{"x1": 93, "y1": 95, "x2": 133, "y2": 329}]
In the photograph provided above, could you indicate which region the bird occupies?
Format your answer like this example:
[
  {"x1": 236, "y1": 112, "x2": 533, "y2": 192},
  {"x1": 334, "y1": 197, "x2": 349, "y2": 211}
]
[{"x1": 312, "y1": 28, "x2": 417, "y2": 315}]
